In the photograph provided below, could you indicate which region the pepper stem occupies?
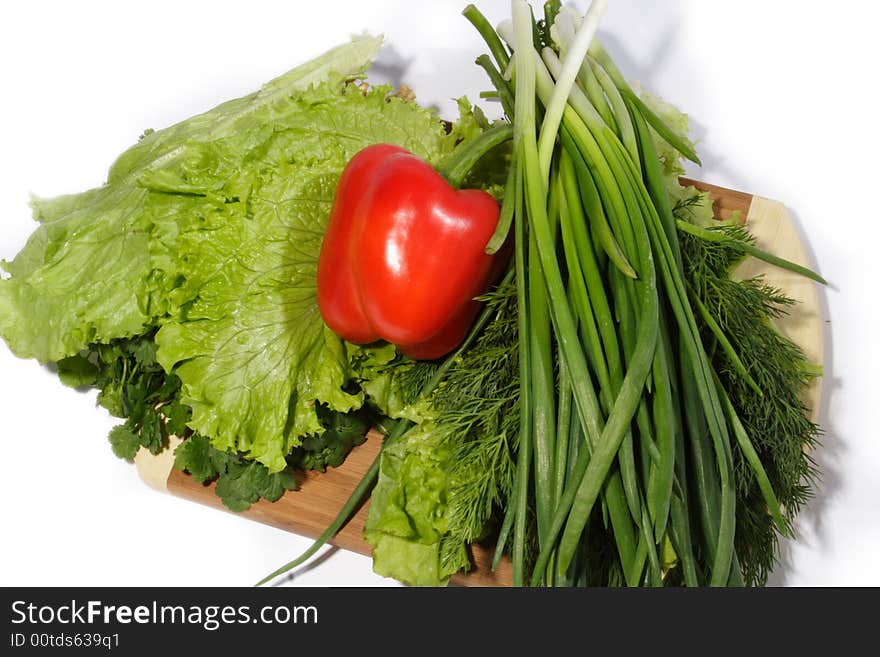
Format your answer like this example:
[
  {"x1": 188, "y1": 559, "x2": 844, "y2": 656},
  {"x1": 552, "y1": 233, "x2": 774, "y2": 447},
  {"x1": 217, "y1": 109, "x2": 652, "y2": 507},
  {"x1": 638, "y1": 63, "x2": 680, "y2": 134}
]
[{"x1": 438, "y1": 123, "x2": 514, "y2": 189}]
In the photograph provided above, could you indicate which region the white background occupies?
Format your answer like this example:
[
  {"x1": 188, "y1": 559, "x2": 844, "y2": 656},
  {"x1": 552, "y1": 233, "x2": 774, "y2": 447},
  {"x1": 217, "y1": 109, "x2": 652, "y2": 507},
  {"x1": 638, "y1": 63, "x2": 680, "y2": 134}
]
[{"x1": 1, "y1": 0, "x2": 877, "y2": 587}]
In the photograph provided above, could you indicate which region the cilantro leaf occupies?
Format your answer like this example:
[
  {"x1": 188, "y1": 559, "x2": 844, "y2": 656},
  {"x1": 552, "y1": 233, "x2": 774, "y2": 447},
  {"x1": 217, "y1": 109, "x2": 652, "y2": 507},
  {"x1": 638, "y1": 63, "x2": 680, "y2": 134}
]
[
  {"x1": 173, "y1": 434, "x2": 224, "y2": 483},
  {"x1": 56, "y1": 354, "x2": 99, "y2": 388},
  {"x1": 139, "y1": 408, "x2": 165, "y2": 455},
  {"x1": 108, "y1": 425, "x2": 141, "y2": 460},
  {"x1": 288, "y1": 405, "x2": 370, "y2": 472},
  {"x1": 173, "y1": 434, "x2": 298, "y2": 511},
  {"x1": 132, "y1": 340, "x2": 158, "y2": 367},
  {"x1": 214, "y1": 460, "x2": 299, "y2": 512},
  {"x1": 214, "y1": 462, "x2": 275, "y2": 513},
  {"x1": 164, "y1": 399, "x2": 191, "y2": 437}
]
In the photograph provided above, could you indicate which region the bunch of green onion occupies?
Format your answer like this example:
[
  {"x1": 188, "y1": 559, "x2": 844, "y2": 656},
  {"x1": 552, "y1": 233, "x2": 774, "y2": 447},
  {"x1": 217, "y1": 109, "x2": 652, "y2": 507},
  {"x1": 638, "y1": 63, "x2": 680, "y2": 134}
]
[{"x1": 467, "y1": 0, "x2": 798, "y2": 586}]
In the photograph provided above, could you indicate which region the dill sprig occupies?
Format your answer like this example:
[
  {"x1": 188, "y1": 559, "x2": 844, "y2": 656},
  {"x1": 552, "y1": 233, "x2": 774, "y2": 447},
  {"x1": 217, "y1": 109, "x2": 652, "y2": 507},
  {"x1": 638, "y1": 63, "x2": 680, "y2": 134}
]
[
  {"x1": 391, "y1": 358, "x2": 440, "y2": 408},
  {"x1": 672, "y1": 192, "x2": 711, "y2": 222},
  {"x1": 423, "y1": 282, "x2": 521, "y2": 571}
]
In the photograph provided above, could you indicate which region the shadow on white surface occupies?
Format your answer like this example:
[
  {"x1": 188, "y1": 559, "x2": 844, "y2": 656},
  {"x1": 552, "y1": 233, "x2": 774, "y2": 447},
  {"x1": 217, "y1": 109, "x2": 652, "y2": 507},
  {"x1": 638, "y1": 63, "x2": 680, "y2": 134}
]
[{"x1": 369, "y1": 44, "x2": 413, "y2": 90}]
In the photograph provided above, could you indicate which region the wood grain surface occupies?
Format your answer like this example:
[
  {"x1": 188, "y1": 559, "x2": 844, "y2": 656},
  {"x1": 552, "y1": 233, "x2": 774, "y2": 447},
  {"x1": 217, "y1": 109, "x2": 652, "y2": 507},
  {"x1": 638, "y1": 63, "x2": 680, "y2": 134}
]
[
  {"x1": 139, "y1": 181, "x2": 824, "y2": 587},
  {"x1": 681, "y1": 177, "x2": 753, "y2": 222},
  {"x1": 165, "y1": 430, "x2": 512, "y2": 586}
]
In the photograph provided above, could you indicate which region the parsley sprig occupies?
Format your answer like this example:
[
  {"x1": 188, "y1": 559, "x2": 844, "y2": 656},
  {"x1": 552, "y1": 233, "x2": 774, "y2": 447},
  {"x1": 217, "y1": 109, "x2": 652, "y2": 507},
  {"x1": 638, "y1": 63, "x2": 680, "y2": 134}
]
[{"x1": 56, "y1": 332, "x2": 371, "y2": 512}]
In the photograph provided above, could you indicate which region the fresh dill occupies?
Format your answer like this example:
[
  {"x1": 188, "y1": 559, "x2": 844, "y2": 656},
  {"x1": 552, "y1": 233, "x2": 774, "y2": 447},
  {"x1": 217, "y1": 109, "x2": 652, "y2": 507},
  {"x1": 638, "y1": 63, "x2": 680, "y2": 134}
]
[
  {"x1": 678, "y1": 220, "x2": 820, "y2": 585},
  {"x1": 421, "y1": 282, "x2": 521, "y2": 571}
]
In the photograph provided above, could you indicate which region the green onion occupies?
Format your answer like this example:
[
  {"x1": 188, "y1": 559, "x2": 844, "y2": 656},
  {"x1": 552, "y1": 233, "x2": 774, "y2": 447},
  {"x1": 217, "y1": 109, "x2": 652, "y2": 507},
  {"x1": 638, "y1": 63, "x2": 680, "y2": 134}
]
[
  {"x1": 460, "y1": 0, "x2": 816, "y2": 588},
  {"x1": 675, "y1": 219, "x2": 828, "y2": 284}
]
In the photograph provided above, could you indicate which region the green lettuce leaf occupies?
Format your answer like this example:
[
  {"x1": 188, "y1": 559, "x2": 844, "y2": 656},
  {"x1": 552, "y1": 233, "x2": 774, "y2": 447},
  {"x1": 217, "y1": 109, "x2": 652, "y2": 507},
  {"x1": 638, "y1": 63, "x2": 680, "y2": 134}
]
[
  {"x1": 639, "y1": 89, "x2": 715, "y2": 226},
  {"x1": 364, "y1": 421, "x2": 469, "y2": 586},
  {"x1": 0, "y1": 185, "x2": 156, "y2": 362},
  {"x1": 153, "y1": 81, "x2": 460, "y2": 471},
  {"x1": 349, "y1": 342, "x2": 435, "y2": 423},
  {"x1": 0, "y1": 35, "x2": 384, "y2": 364},
  {"x1": 1, "y1": 35, "x2": 474, "y2": 473}
]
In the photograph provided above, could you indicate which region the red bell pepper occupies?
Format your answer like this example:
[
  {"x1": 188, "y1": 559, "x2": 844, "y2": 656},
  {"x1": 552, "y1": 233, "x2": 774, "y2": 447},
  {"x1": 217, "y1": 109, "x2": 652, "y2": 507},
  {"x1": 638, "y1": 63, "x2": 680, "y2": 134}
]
[{"x1": 317, "y1": 143, "x2": 507, "y2": 360}]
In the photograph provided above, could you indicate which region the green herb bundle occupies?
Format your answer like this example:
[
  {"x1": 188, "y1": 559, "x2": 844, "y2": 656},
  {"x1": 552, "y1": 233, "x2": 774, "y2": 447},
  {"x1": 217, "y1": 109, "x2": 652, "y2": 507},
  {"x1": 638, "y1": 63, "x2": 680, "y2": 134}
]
[
  {"x1": 678, "y1": 221, "x2": 821, "y2": 584},
  {"x1": 0, "y1": 0, "x2": 825, "y2": 589},
  {"x1": 447, "y1": 0, "x2": 825, "y2": 586}
]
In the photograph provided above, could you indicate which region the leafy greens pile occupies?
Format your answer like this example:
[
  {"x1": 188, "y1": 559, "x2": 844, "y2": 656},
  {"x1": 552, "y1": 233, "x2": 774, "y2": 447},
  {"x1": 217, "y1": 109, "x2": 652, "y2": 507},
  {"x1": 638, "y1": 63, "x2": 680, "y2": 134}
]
[
  {"x1": 0, "y1": 35, "x2": 490, "y2": 512},
  {"x1": 0, "y1": 2, "x2": 823, "y2": 589}
]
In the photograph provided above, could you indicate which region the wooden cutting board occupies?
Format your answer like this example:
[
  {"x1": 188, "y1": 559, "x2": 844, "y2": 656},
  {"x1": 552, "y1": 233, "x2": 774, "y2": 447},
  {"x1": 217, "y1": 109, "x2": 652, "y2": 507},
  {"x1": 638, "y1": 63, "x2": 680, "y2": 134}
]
[{"x1": 135, "y1": 180, "x2": 825, "y2": 587}]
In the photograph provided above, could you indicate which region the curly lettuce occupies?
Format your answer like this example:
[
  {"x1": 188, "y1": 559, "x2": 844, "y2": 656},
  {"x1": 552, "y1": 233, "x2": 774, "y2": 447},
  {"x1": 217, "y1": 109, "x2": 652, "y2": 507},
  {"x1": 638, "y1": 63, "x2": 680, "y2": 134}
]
[
  {"x1": 0, "y1": 35, "x2": 468, "y2": 472},
  {"x1": 364, "y1": 421, "x2": 469, "y2": 587},
  {"x1": 638, "y1": 88, "x2": 715, "y2": 226}
]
